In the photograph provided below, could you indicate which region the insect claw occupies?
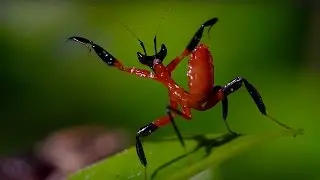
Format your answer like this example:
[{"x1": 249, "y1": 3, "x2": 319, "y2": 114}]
[
  {"x1": 186, "y1": 17, "x2": 218, "y2": 51},
  {"x1": 66, "y1": 36, "x2": 75, "y2": 42},
  {"x1": 66, "y1": 36, "x2": 93, "y2": 53}
]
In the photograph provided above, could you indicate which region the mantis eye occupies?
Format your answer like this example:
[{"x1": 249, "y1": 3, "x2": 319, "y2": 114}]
[
  {"x1": 137, "y1": 52, "x2": 154, "y2": 68},
  {"x1": 156, "y1": 44, "x2": 167, "y2": 61},
  {"x1": 137, "y1": 52, "x2": 145, "y2": 64}
]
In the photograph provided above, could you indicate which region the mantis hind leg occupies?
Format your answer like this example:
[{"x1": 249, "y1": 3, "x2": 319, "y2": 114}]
[
  {"x1": 200, "y1": 77, "x2": 296, "y2": 135},
  {"x1": 220, "y1": 77, "x2": 295, "y2": 131}
]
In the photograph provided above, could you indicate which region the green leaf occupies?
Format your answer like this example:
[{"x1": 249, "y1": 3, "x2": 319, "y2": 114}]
[{"x1": 68, "y1": 128, "x2": 303, "y2": 180}]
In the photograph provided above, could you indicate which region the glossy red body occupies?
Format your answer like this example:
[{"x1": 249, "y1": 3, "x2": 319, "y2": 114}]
[
  {"x1": 113, "y1": 43, "x2": 223, "y2": 127},
  {"x1": 112, "y1": 38, "x2": 288, "y2": 137},
  {"x1": 187, "y1": 44, "x2": 214, "y2": 96}
]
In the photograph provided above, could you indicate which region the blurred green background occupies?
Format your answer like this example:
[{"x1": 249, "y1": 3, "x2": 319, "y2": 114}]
[{"x1": 1, "y1": 1, "x2": 319, "y2": 180}]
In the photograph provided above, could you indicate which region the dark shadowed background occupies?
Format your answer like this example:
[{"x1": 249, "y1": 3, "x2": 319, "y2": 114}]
[{"x1": 1, "y1": 1, "x2": 319, "y2": 180}]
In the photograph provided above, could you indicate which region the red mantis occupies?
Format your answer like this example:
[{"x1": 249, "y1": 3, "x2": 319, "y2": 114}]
[{"x1": 67, "y1": 17, "x2": 295, "y2": 168}]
